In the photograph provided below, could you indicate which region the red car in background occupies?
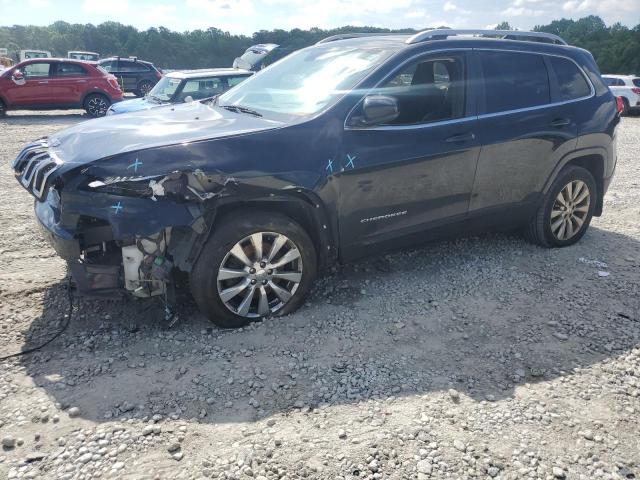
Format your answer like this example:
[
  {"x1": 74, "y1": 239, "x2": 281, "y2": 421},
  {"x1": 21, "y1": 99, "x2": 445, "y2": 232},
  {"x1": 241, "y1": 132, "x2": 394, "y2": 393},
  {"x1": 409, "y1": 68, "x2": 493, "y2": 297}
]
[{"x1": 0, "y1": 58, "x2": 123, "y2": 117}]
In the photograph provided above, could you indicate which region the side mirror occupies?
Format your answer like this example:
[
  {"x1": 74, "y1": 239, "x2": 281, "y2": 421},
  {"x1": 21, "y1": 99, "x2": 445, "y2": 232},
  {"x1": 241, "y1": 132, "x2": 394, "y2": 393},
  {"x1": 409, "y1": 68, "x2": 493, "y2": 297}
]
[
  {"x1": 12, "y1": 70, "x2": 25, "y2": 86},
  {"x1": 361, "y1": 95, "x2": 399, "y2": 126},
  {"x1": 184, "y1": 95, "x2": 194, "y2": 103}
]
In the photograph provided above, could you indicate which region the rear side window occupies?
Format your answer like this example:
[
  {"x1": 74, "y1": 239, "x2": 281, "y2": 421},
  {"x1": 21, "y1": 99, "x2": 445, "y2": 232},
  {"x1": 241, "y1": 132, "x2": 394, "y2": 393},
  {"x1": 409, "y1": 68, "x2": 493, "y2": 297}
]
[
  {"x1": 633, "y1": 78, "x2": 640, "y2": 88},
  {"x1": 118, "y1": 61, "x2": 150, "y2": 73},
  {"x1": 179, "y1": 77, "x2": 226, "y2": 101},
  {"x1": 99, "y1": 60, "x2": 114, "y2": 72},
  {"x1": 548, "y1": 56, "x2": 591, "y2": 100},
  {"x1": 55, "y1": 63, "x2": 87, "y2": 76},
  {"x1": 480, "y1": 51, "x2": 550, "y2": 114}
]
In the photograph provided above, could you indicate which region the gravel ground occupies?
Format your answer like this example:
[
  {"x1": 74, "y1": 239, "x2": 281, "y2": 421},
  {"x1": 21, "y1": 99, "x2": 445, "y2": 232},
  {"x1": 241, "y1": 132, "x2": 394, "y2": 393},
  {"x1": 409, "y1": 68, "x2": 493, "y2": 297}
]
[{"x1": 0, "y1": 110, "x2": 639, "y2": 480}]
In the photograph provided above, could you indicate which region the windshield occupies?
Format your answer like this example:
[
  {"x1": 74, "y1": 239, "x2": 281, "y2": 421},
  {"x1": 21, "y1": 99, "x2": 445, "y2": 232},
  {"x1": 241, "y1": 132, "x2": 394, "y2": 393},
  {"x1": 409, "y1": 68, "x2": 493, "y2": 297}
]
[
  {"x1": 149, "y1": 76, "x2": 182, "y2": 101},
  {"x1": 218, "y1": 45, "x2": 398, "y2": 117}
]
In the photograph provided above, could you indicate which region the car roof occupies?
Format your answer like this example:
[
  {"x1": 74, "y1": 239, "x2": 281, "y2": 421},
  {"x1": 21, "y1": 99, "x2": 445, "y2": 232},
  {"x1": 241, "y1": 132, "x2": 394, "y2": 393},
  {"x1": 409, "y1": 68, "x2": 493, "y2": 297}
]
[
  {"x1": 99, "y1": 57, "x2": 153, "y2": 65},
  {"x1": 315, "y1": 29, "x2": 571, "y2": 52},
  {"x1": 313, "y1": 33, "x2": 590, "y2": 67},
  {"x1": 316, "y1": 35, "x2": 411, "y2": 48},
  {"x1": 165, "y1": 68, "x2": 253, "y2": 79},
  {"x1": 18, "y1": 58, "x2": 98, "y2": 65},
  {"x1": 602, "y1": 74, "x2": 637, "y2": 79}
]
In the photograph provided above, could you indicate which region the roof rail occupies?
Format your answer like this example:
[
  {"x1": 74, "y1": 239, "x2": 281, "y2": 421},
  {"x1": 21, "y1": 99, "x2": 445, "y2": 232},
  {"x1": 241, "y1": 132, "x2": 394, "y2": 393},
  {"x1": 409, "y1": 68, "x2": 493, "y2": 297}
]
[
  {"x1": 406, "y1": 29, "x2": 567, "y2": 45},
  {"x1": 316, "y1": 33, "x2": 395, "y2": 44}
]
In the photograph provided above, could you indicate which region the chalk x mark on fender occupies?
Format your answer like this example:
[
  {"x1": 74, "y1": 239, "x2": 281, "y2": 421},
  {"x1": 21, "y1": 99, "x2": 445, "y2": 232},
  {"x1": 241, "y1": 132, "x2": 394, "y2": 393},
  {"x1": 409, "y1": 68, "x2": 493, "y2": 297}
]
[
  {"x1": 326, "y1": 159, "x2": 334, "y2": 174},
  {"x1": 127, "y1": 158, "x2": 143, "y2": 172},
  {"x1": 110, "y1": 202, "x2": 123, "y2": 215},
  {"x1": 345, "y1": 154, "x2": 356, "y2": 169}
]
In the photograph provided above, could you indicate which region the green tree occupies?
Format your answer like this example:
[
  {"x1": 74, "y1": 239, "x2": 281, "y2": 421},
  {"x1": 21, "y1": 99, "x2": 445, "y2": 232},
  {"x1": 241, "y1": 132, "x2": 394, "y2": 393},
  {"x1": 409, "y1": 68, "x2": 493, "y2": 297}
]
[
  {"x1": 0, "y1": 16, "x2": 638, "y2": 73},
  {"x1": 495, "y1": 21, "x2": 513, "y2": 31}
]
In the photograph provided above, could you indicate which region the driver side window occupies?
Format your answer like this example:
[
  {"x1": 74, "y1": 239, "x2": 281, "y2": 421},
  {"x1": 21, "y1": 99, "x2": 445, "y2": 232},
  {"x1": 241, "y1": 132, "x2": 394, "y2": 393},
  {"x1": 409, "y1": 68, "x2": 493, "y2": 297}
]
[
  {"x1": 179, "y1": 77, "x2": 225, "y2": 101},
  {"x1": 23, "y1": 62, "x2": 51, "y2": 78},
  {"x1": 377, "y1": 54, "x2": 466, "y2": 125}
]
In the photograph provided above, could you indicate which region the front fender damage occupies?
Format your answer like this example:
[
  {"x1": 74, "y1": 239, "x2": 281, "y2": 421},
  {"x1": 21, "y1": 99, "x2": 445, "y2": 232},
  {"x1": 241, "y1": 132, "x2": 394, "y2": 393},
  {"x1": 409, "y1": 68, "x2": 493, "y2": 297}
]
[
  {"x1": 77, "y1": 169, "x2": 324, "y2": 301},
  {"x1": 80, "y1": 169, "x2": 239, "y2": 299}
]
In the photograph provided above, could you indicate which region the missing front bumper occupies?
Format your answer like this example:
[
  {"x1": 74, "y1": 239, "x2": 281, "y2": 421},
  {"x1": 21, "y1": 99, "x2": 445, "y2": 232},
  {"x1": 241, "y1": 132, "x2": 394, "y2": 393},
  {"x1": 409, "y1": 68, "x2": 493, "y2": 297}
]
[{"x1": 67, "y1": 262, "x2": 123, "y2": 298}]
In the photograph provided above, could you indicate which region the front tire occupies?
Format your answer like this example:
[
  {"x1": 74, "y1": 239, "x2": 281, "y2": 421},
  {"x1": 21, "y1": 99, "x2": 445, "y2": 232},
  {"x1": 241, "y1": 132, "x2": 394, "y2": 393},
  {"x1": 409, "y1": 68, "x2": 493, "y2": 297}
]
[
  {"x1": 0, "y1": 99, "x2": 6, "y2": 117},
  {"x1": 84, "y1": 93, "x2": 111, "y2": 117},
  {"x1": 524, "y1": 166, "x2": 597, "y2": 247},
  {"x1": 190, "y1": 211, "x2": 317, "y2": 328}
]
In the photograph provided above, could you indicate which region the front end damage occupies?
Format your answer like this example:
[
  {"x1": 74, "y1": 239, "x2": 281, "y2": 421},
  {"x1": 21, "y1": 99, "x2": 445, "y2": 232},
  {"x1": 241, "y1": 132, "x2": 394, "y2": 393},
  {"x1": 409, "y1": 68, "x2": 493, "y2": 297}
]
[
  {"x1": 15, "y1": 137, "x2": 334, "y2": 308},
  {"x1": 13, "y1": 97, "x2": 337, "y2": 310},
  {"x1": 14, "y1": 140, "x2": 237, "y2": 302}
]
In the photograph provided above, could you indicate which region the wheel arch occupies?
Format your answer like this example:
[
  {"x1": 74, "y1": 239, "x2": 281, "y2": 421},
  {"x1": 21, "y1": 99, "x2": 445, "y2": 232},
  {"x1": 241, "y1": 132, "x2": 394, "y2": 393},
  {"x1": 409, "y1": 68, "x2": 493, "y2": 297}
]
[
  {"x1": 80, "y1": 89, "x2": 112, "y2": 106},
  {"x1": 544, "y1": 148, "x2": 606, "y2": 216},
  {"x1": 184, "y1": 189, "x2": 339, "y2": 274}
]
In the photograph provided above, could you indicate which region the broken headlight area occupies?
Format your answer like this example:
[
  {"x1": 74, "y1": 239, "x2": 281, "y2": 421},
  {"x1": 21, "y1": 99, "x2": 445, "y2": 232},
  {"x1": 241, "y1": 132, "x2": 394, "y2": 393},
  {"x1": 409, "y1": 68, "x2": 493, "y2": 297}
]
[
  {"x1": 85, "y1": 180, "x2": 154, "y2": 198},
  {"x1": 80, "y1": 169, "x2": 233, "y2": 203}
]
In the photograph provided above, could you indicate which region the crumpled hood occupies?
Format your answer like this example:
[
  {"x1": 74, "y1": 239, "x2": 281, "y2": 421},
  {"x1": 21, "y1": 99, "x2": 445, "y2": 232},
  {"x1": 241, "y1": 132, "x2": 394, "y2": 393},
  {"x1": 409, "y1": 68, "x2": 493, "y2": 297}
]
[{"x1": 49, "y1": 101, "x2": 283, "y2": 165}]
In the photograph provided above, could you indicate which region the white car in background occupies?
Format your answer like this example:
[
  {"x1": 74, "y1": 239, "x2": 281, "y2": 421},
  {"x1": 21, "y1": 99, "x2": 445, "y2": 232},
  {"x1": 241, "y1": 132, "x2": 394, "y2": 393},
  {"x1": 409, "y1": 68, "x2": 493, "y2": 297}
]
[
  {"x1": 19, "y1": 49, "x2": 51, "y2": 62},
  {"x1": 602, "y1": 75, "x2": 640, "y2": 115},
  {"x1": 68, "y1": 51, "x2": 100, "y2": 61}
]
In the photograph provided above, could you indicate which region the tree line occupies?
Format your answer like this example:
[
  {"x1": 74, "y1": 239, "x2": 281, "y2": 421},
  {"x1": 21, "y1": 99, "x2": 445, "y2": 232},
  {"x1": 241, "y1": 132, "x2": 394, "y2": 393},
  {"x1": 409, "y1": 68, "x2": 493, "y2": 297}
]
[{"x1": 0, "y1": 15, "x2": 638, "y2": 74}]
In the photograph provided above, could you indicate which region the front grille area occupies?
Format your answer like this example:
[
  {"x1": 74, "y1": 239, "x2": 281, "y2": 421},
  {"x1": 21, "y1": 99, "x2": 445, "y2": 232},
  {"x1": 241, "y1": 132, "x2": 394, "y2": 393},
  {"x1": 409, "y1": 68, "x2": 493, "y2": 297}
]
[{"x1": 12, "y1": 139, "x2": 62, "y2": 199}]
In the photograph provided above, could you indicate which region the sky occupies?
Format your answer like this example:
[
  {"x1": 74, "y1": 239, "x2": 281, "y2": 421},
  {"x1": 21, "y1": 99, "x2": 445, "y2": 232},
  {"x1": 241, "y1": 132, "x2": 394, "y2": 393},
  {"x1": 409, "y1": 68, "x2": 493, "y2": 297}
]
[{"x1": 0, "y1": 0, "x2": 638, "y2": 34}]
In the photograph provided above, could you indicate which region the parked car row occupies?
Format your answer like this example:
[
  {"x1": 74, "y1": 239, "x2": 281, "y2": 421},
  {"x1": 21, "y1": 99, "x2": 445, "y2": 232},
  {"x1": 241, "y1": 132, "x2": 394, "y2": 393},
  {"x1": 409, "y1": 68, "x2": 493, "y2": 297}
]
[
  {"x1": 0, "y1": 44, "x2": 278, "y2": 117},
  {"x1": 106, "y1": 44, "x2": 277, "y2": 115}
]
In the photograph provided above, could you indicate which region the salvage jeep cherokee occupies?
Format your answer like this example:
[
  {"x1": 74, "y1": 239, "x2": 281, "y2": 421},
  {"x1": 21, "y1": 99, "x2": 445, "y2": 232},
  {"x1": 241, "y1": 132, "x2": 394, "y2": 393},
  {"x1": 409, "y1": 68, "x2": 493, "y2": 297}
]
[{"x1": 12, "y1": 29, "x2": 618, "y2": 328}]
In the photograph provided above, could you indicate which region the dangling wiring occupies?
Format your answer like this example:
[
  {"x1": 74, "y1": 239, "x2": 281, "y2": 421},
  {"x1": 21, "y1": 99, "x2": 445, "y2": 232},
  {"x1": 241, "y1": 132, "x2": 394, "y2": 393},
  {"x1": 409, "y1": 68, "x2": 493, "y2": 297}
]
[{"x1": 0, "y1": 274, "x2": 74, "y2": 361}]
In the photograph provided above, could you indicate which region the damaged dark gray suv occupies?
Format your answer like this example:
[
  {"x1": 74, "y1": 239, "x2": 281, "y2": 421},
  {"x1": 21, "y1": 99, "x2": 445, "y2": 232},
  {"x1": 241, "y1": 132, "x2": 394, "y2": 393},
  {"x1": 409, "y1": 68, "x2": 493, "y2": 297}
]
[{"x1": 13, "y1": 29, "x2": 619, "y2": 328}]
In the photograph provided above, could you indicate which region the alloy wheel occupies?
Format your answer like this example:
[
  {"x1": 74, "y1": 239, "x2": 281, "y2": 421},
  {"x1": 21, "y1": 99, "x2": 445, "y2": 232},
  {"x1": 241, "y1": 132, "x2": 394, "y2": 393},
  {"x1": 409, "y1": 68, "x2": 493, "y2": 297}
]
[
  {"x1": 87, "y1": 96, "x2": 108, "y2": 116},
  {"x1": 550, "y1": 179, "x2": 591, "y2": 241},
  {"x1": 217, "y1": 232, "x2": 303, "y2": 318},
  {"x1": 140, "y1": 82, "x2": 153, "y2": 96}
]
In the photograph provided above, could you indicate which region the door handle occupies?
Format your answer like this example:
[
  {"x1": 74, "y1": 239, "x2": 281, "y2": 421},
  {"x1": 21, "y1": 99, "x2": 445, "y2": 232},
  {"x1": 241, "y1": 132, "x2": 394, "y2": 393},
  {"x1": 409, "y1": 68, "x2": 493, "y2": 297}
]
[
  {"x1": 445, "y1": 132, "x2": 475, "y2": 143},
  {"x1": 550, "y1": 118, "x2": 571, "y2": 127}
]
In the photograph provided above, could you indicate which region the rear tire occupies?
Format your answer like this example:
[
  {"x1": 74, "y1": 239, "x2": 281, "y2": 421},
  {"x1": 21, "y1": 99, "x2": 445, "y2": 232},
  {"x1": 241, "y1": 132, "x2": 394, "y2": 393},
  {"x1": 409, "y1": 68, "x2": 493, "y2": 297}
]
[
  {"x1": 524, "y1": 166, "x2": 597, "y2": 248},
  {"x1": 0, "y1": 99, "x2": 6, "y2": 117},
  {"x1": 84, "y1": 93, "x2": 111, "y2": 117},
  {"x1": 136, "y1": 80, "x2": 154, "y2": 97},
  {"x1": 621, "y1": 98, "x2": 630, "y2": 116},
  {"x1": 190, "y1": 211, "x2": 317, "y2": 328}
]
